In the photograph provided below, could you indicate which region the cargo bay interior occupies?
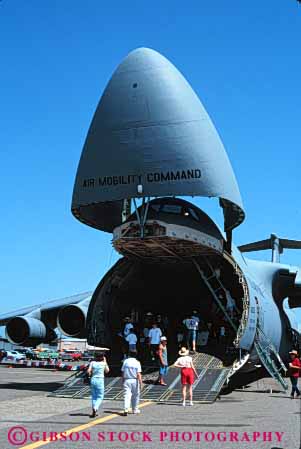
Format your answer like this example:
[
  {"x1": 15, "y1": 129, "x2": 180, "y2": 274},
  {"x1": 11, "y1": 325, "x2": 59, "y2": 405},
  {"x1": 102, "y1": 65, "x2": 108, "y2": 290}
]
[{"x1": 105, "y1": 255, "x2": 245, "y2": 366}]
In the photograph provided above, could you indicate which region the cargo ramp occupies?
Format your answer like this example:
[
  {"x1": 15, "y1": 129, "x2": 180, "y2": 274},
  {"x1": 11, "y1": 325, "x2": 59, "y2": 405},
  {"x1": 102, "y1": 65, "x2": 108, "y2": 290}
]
[{"x1": 50, "y1": 353, "x2": 231, "y2": 403}]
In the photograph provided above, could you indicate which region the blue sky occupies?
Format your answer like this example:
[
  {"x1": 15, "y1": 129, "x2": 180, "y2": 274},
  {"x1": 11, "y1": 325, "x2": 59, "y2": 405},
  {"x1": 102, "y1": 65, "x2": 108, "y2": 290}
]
[{"x1": 0, "y1": 1, "x2": 300, "y2": 327}]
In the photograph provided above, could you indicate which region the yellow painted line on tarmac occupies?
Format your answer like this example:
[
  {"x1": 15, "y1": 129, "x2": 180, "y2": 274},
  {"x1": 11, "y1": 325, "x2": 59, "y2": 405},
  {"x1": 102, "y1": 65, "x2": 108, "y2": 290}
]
[{"x1": 18, "y1": 401, "x2": 153, "y2": 449}]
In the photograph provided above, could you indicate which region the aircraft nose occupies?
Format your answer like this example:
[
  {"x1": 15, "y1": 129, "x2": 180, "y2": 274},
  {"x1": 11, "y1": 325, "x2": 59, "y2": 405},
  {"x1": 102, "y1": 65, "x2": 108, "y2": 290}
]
[
  {"x1": 97, "y1": 46, "x2": 202, "y2": 128},
  {"x1": 72, "y1": 47, "x2": 244, "y2": 233},
  {"x1": 114, "y1": 47, "x2": 172, "y2": 73}
]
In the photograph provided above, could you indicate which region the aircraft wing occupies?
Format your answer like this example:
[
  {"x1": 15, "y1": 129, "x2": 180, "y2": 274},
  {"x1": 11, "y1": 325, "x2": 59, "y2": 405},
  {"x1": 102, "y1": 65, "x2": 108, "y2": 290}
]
[{"x1": 0, "y1": 291, "x2": 93, "y2": 326}]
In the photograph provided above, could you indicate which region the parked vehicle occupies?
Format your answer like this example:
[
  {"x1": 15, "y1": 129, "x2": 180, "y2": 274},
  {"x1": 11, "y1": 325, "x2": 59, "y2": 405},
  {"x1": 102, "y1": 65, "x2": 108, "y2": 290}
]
[
  {"x1": 58, "y1": 350, "x2": 83, "y2": 361},
  {"x1": 26, "y1": 350, "x2": 38, "y2": 360},
  {"x1": 71, "y1": 352, "x2": 82, "y2": 361},
  {"x1": 59, "y1": 352, "x2": 73, "y2": 361},
  {"x1": 17, "y1": 348, "x2": 36, "y2": 359},
  {"x1": 36, "y1": 350, "x2": 59, "y2": 360},
  {"x1": 5, "y1": 350, "x2": 26, "y2": 361},
  {"x1": 80, "y1": 351, "x2": 93, "y2": 361},
  {"x1": 0, "y1": 350, "x2": 7, "y2": 361}
]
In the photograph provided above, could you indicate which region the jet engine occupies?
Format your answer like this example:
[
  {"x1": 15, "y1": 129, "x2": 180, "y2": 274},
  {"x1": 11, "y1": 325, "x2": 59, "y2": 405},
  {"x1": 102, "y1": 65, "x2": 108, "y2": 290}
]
[
  {"x1": 56, "y1": 297, "x2": 91, "y2": 338},
  {"x1": 6, "y1": 315, "x2": 55, "y2": 346}
]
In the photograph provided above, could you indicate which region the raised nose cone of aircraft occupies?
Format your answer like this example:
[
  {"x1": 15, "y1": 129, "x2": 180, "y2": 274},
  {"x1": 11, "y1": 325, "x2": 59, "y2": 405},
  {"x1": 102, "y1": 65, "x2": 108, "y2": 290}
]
[{"x1": 72, "y1": 47, "x2": 245, "y2": 233}]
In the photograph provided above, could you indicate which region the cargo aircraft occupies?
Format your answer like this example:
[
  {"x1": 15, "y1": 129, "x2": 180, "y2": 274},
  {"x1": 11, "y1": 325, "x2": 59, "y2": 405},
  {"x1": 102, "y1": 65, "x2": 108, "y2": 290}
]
[{"x1": 1, "y1": 48, "x2": 300, "y2": 392}]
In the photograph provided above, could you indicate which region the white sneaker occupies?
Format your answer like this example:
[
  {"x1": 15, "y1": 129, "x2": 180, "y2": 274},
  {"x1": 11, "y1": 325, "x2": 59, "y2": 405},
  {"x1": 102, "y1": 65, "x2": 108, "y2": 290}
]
[
  {"x1": 133, "y1": 409, "x2": 140, "y2": 414},
  {"x1": 189, "y1": 401, "x2": 193, "y2": 406},
  {"x1": 182, "y1": 401, "x2": 186, "y2": 407}
]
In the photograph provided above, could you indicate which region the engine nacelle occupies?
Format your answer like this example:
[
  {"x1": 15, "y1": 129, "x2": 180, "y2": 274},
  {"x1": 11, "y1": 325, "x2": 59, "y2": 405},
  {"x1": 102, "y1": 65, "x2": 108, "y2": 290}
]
[
  {"x1": 5, "y1": 316, "x2": 54, "y2": 345},
  {"x1": 57, "y1": 301, "x2": 89, "y2": 338}
]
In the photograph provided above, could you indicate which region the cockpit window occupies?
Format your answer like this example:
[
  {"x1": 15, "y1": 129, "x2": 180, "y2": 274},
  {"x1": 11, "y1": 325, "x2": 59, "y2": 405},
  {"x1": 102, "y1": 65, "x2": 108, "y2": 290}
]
[
  {"x1": 188, "y1": 208, "x2": 199, "y2": 221},
  {"x1": 150, "y1": 204, "x2": 160, "y2": 212},
  {"x1": 150, "y1": 202, "x2": 200, "y2": 222},
  {"x1": 161, "y1": 204, "x2": 182, "y2": 214}
]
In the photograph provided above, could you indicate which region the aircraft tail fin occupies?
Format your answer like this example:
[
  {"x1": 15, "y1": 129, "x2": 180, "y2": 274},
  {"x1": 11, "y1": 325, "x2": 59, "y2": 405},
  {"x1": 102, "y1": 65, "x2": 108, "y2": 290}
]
[
  {"x1": 238, "y1": 234, "x2": 301, "y2": 263},
  {"x1": 238, "y1": 238, "x2": 271, "y2": 253},
  {"x1": 277, "y1": 239, "x2": 301, "y2": 250}
]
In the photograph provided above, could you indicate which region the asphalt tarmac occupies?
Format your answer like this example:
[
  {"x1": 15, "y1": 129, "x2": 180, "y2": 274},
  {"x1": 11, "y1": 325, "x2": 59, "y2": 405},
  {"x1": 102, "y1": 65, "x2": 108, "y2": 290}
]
[{"x1": 0, "y1": 365, "x2": 299, "y2": 449}]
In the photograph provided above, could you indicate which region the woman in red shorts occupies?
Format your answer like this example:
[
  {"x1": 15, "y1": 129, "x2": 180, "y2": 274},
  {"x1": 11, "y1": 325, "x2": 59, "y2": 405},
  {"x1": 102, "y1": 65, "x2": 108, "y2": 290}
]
[{"x1": 174, "y1": 347, "x2": 198, "y2": 406}]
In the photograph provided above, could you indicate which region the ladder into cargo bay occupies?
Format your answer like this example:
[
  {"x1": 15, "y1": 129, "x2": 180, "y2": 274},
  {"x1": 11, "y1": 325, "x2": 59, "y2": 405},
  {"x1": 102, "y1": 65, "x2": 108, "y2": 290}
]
[
  {"x1": 192, "y1": 257, "x2": 238, "y2": 333},
  {"x1": 192, "y1": 256, "x2": 288, "y2": 392},
  {"x1": 254, "y1": 326, "x2": 288, "y2": 391}
]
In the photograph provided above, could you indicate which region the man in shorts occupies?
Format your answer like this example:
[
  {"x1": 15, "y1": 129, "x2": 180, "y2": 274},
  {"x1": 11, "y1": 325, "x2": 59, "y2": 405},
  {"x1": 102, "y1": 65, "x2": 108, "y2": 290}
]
[{"x1": 157, "y1": 336, "x2": 168, "y2": 386}]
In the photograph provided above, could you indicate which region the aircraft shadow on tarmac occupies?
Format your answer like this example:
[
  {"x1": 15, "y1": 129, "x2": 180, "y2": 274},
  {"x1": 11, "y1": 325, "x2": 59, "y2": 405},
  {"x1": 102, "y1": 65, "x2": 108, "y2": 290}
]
[{"x1": 0, "y1": 382, "x2": 62, "y2": 392}]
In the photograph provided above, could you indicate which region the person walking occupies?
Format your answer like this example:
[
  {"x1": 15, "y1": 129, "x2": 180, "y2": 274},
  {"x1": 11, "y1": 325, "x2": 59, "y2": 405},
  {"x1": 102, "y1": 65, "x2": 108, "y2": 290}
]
[
  {"x1": 122, "y1": 351, "x2": 143, "y2": 415},
  {"x1": 219, "y1": 325, "x2": 226, "y2": 345},
  {"x1": 225, "y1": 289, "x2": 236, "y2": 319},
  {"x1": 173, "y1": 347, "x2": 198, "y2": 406},
  {"x1": 183, "y1": 313, "x2": 199, "y2": 352},
  {"x1": 289, "y1": 349, "x2": 301, "y2": 399},
  {"x1": 87, "y1": 351, "x2": 109, "y2": 418},
  {"x1": 123, "y1": 317, "x2": 134, "y2": 338},
  {"x1": 140, "y1": 324, "x2": 150, "y2": 361},
  {"x1": 157, "y1": 336, "x2": 168, "y2": 385},
  {"x1": 148, "y1": 323, "x2": 162, "y2": 361},
  {"x1": 126, "y1": 328, "x2": 138, "y2": 352},
  {"x1": 120, "y1": 317, "x2": 134, "y2": 360}
]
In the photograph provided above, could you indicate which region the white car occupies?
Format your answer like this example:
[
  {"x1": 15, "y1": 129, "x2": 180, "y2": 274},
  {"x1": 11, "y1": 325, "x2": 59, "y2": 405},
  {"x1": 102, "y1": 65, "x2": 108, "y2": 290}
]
[{"x1": 5, "y1": 350, "x2": 26, "y2": 361}]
